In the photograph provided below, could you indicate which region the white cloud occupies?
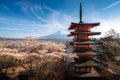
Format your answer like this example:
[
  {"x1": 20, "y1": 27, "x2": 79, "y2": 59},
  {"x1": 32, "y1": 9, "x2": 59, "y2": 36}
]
[
  {"x1": 90, "y1": 17, "x2": 120, "y2": 38},
  {"x1": 0, "y1": 4, "x2": 76, "y2": 38}
]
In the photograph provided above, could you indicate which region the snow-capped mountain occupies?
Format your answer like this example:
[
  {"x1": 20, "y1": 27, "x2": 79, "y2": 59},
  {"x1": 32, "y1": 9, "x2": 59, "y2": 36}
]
[{"x1": 40, "y1": 31, "x2": 70, "y2": 39}]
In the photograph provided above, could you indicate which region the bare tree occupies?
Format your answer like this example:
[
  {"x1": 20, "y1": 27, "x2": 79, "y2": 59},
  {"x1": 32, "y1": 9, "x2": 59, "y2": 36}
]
[{"x1": 105, "y1": 29, "x2": 120, "y2": 40}]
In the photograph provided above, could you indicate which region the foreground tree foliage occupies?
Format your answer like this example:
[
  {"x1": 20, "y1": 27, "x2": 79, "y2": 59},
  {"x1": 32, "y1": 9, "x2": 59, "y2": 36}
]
[
  {"x1": 98, "y1": 29, "x2": 120, "y2": 74},
  {"x1": 99, "y1": 37, "x2": 120, "y2": 60},
  {"x1": 0, "y1": 38, "x2": 74, "y2": 80},
  {"x1": 99, "y1": 29, "x2": 120, "y2": 60}
]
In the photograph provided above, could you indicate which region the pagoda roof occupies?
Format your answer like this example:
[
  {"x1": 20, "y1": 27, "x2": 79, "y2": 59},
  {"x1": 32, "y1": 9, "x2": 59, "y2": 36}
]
[
  {"x1": 68, "y1": 31, "x2": 101, "y2": 36},
  {"x1": 70, "y1": 41, "x2": 102, "y2": 45},
  {"x1": 68, "y1": 22, "x2": 99, "y2": 30},
  {"x1": 68, "y1": 58, "x2": 108, "y2": 67},
  {"x1": 73, "y1": 50, "x2": 103, "y2": 55}
]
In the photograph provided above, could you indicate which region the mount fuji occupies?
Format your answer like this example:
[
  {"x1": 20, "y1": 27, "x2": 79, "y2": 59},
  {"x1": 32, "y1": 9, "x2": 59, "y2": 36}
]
[{"x1": 40, "y1": 31, "x2": 70, "y2": 39}]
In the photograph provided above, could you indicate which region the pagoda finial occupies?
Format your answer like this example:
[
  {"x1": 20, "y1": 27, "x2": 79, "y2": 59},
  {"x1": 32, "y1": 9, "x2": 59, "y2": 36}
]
[{"x1": 79, "y1": 2, "x2": 83, "y2": 23}]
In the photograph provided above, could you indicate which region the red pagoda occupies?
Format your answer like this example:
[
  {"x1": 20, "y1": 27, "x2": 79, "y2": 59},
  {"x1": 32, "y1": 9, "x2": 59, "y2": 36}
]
[{"x1": 67, "y1": 3, "x2": 108, "y2": 78}]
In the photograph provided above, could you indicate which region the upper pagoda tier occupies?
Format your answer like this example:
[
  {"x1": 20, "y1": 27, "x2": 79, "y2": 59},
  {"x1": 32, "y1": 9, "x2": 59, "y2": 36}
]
[{"x1": 68, "y1": 22, "x2": 99, "y2": 30}]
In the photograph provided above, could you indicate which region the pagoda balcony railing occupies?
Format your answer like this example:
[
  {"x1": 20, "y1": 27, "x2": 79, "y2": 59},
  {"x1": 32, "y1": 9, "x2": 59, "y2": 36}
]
[
  {"x1": 73, "y1": 45, "x2": 91, "y2": 49},
  {"x1": 73, "y1": 47, "x2": 92, "y2": 51},
  {"x1": 73, "y1": 66, "x2": 91, "y2": 73},
  {"x1": 73, "y1": 38, "x2": 89, "y2": 41},
  {"x1": 75, "y1": 28, "x2": 91, "y2": 31},
  {"x1": 75, "y1": 29, "x2": 90, "y2": 32}
]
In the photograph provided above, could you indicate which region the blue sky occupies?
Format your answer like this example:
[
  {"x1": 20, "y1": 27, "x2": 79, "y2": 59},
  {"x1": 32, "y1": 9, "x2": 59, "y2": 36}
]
[{"x1": 0, "y1": 0, "x2": 120, "y2": 38}]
